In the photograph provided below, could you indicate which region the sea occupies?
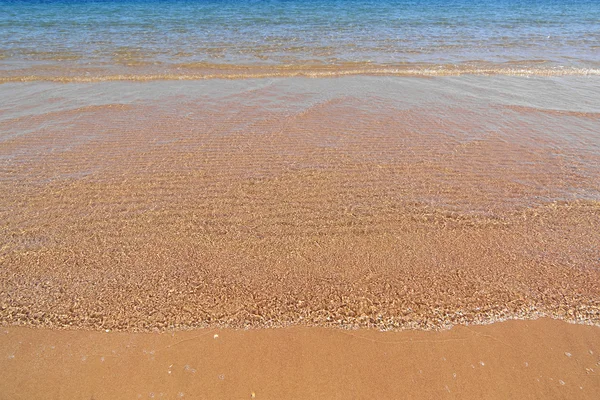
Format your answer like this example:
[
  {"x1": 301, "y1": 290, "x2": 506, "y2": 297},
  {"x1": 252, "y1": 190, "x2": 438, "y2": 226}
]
[{"x1": 1, "y1": 0, "x2": 600, "y2": 81}]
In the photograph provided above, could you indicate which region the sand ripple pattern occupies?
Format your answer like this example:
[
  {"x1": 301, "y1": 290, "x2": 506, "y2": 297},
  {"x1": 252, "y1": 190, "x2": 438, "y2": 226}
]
[{"x1": 1, "y1": 78, "x2": 599, "y2": 331}]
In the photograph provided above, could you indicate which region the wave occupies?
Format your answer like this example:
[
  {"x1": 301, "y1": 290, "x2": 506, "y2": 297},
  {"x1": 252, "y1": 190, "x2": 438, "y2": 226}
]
[{"x1": 2, "y1": 64, "x2": 600, "y2": 83}]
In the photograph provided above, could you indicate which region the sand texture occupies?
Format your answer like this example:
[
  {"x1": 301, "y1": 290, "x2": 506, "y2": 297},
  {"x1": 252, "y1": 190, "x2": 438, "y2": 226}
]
[
  {"x1": 1, "y1": 319, "x2": 599, "y2": 399},
  {"x1": 1, "y1": 76, "x2": 600, "y2": 399},
  {"x1": 1, "y1": 78, "x2": 599, "y2": 332}
]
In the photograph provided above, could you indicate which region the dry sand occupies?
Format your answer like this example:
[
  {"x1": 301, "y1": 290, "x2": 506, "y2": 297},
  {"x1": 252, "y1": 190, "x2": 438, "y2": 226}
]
[{"x1": 1, "y1": 319, "x2": 599, "y2": 399}]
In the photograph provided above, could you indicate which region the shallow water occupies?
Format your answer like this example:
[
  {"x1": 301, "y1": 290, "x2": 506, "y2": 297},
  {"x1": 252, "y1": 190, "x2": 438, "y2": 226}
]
[
  {"x1": 1, "y1": 0, "x2": 600, "y2": 80},
  {"x1": 1, "y1": 77, "x2": 599, "y2": 331}
]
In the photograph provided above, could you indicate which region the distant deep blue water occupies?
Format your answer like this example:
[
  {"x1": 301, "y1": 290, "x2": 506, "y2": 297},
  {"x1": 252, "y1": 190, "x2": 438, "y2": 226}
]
[{"x1": 1, "y1": 0, "x2": 599, "y2": 79}]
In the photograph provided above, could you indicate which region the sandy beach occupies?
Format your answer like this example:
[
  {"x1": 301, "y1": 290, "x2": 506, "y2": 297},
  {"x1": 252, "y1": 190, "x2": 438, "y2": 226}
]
[
  {"x1": 2, "y1": 0, "x2": 600, "y2": 397},
  {"x1": 1, "y1": 76, "x2": 599, "y2": 398}
]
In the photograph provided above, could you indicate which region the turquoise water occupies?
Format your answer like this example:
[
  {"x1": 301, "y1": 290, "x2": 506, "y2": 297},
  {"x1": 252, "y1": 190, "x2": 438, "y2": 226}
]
[{"x1": 1, "y1": 0, "x2": 599, "y2": 78}]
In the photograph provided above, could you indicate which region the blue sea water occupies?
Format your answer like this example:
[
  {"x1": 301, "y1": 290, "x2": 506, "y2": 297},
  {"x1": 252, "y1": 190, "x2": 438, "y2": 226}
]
[{"x1": 0, "y1": 0, "x2": 599, "y2": 78}]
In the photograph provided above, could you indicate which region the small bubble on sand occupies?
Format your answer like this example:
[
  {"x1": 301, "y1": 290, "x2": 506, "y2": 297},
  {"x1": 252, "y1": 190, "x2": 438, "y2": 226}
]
[
  {"x1": 251, "y1": 392, "x2": 256, "y2": 398},
  {"x1": 81, "y1": 355, "x2": 87, "y2": 362},
  {"x1": 452, "y1": 373, "x2": 457, "y2": 379},
  {"x1": 218, "y1": 374, "x2": 225, "y2": 380},
  {"x1": 177, "y1": 393, "x2": 184, "y2": 398},
  {"x1": 479, "y1": 361, "x2": 485, "y2": 366},
  {"x1": 100, "y1": 356, "x2": 105, "y2": 362},
  {"x1": 105, "y1": 329, "x2": 110, "y2": 333},
  {"x1": 184, "y1": 364, "x2": 196, "y2": 374},
  {"x1": 8, "y1": 354, "x2": 15, "y2": 360},
  {"x1": 565, "y1": 352, "x2": 572, "y2": 358},
  {"x1": 214, "y1": 334, "x2": 219, "y2": 339},
  {"x1": 524, "y1": 362, "x2": 529, "y2": 367},
  {"x1": 559, "y1": 380, "x2": 565, "y2": 386},
  {"x1": 149, "y1": 393, "x2": 155, "y2": 398}
]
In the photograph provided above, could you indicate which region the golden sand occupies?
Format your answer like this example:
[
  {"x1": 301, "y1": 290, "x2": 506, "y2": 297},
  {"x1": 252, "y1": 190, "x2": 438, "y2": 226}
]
[
  {"x1": 1, "y1": 319, "x2": 599, "y2": 399},
  {"x1": 1, "y1": 78, "x2": 599, "y2": 332}
]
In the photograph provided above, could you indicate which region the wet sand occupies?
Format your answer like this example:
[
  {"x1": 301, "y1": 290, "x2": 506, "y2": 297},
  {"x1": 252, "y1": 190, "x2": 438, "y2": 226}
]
[
  {"x1": 1, "y1": 77, "x2": 599, "y2": 331},
  {"x1": 1, "y1": 319, "x2": 599, "y2": 399},
  {"x1": 0, "y1": 76, "x2": 599, "y2": 397}
]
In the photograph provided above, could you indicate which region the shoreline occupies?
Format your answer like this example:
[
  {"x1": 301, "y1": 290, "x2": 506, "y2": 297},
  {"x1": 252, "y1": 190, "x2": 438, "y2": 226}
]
[{"x1": 2, "y1": 314, "x2": 600, "y2": 334}]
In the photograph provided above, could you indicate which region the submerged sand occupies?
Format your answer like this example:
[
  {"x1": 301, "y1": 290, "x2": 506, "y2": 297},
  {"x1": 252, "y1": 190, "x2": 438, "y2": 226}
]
[
  {"x1": 1, "y1": 319, "x2": 599, "y2": 399},
  {"x1": 1, "y1": 77, "x2": 599, "y2": 332}
]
